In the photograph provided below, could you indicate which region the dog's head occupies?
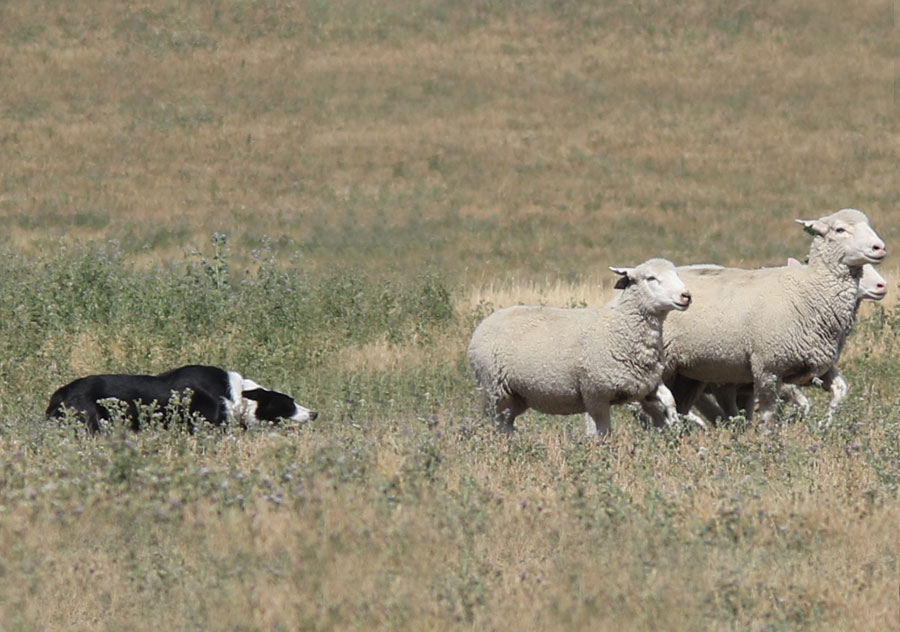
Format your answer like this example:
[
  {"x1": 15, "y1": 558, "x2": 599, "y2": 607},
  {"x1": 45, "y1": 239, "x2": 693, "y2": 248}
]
[{"x1": 239, "y1": 379, "x2": 317, "y2": 424}]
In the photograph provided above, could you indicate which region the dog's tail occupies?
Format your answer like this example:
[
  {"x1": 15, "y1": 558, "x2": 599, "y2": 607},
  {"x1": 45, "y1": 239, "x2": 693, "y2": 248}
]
[{"x1": 46, "y1": 388, "x2": 65, "y2": 419}]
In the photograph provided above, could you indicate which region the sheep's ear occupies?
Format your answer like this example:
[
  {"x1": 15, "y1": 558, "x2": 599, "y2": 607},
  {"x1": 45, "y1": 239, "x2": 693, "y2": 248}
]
[
  {"x1": 610, "y1": 266, "x2": 633, "y2": 290},
  {"x1": 786, "y1": 257, "x2": 802, "y2": 267},
  {"x1": 796, "y1": 219, "x2": 829, "y2": 236}
]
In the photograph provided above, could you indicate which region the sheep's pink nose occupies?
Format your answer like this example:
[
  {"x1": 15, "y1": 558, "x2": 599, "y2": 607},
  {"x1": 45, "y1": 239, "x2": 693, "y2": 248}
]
[
  {"x1": 872, "y1": 241, "x2": 886, "y2": 256},
  {"x1": 680, "y1": 290, "x2": 692, "y2": 305}
]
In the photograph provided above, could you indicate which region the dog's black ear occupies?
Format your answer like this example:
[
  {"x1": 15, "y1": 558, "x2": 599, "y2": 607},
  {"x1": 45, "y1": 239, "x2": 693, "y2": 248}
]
[{"x1": 242, "y1": 388, "x2": 263, "y2": 401}]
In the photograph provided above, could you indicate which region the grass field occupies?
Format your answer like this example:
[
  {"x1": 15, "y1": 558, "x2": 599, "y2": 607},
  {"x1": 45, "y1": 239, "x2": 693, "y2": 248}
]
[{"x1": 1, "y1": 1, "x2": 899, "y2": 629}]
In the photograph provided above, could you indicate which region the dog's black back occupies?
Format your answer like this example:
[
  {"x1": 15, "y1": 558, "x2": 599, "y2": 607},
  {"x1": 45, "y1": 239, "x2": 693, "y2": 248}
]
[
  {"x1": 46, "y1": 372, "x2": 224, "y2": 432},
  {"x1": 160, "y1": 365, "x2": 316, "y2": 424},
  {"x1": 155, "y1": 365, "x2": 233, "y2": 401}
]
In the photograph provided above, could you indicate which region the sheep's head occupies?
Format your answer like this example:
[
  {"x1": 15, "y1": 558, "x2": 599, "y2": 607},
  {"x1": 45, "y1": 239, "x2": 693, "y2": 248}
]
[
  {"x1": 611, "y1": 258, "x2": 692, "y2": 313},
  {"x1": 797, "y1": 208, "x2": 886, "y2": 267},
  {"x1": 787, "y1": 254, "x2": 886, "y2": 301},
  {"x1": 859, "y1": 263, "x2": 887, "y2": 301}
]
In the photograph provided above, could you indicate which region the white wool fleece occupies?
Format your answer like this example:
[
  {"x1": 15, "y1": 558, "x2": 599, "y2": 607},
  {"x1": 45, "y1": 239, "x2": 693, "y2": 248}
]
[{"x1": 468, "y1": 257, "x2": 690, "y2": 436}]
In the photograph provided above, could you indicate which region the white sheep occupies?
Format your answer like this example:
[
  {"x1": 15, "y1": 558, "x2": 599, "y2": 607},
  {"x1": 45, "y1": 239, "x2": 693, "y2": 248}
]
[
  {"x1": 467, "y1": 258, "x2": 692, "y2": 437},
  {"x1": 698, "y1": 260, "x2": 887, "y2": 423},
  {"x1": 645, "y1": 208, "x2": 885, "y2": 425}
]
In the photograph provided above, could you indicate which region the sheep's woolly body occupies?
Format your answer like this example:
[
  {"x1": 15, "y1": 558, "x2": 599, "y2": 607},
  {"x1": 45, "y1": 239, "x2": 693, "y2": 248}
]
[
  {"x1": 471, "y1": 298, "x2": 663, "y2": 413},
  {"x1": 698, "y1": 262, "x2": 886, "y2": 423},
  {"x1": 467, "y1": 258, "x2": 691, "y2": 435},
  {"x1": 668, "y1": 256, "x2": 858, "y2": 385},
  {"x1": 658, "y1": 208, "x2": 884, "y2": 423}
]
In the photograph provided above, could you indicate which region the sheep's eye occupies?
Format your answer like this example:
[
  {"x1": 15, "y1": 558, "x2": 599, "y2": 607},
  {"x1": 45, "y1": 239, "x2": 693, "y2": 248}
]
[
  {"x1": 835, "y1": 226, "x2": 847, "y2": 234},
  {"x1": 646, "y1": 276, "x2": 658, "y2": 283}
]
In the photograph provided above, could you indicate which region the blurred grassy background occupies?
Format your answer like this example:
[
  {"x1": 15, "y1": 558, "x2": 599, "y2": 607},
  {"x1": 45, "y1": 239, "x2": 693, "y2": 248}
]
[
  {"x1": 0, "y1": 1, "x2": 898, "y2": 629},
  {"x1": 1, "y1": 0, "x2": 896, "y2": 279}
]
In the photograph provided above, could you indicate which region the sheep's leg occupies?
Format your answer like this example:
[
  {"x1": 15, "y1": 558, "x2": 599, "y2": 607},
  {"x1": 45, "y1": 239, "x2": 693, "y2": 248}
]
[
  {"x1": 639, "y1": 397, "x2": 668, "y2": 428},
  {"x1": 685, "y1": 411, "x2": 710, "y2": 428},
  {"x1": 694, "y1": 392, "x2": 724, "y2": 425},
  {"x1": 712, "y1": 386, "x2": 734, "y2": 417},
  {"x1": 583, "y1": 413, "x2": 596, "y2": 435},
  {"x1": 753, "y1": 370, "x2": 780, "y2": 424},
  {"x1": 734, "y1": 385, "x2": 755, "y2": 418},
  {"x1": 779, "y1": 384, "x2": 811, "y2": 416},
  {"x1": 828, "y1": 373, "x2": 848, "y2": 413},
  {"x1": 639, "y1": 383, "x2": 677, "y2": 428},
  {"x1": 713, "y1": 385, "x2": 742, "y2": 419},
  {"x1": 584, "y1": 401, "x2": 611, "y2": 437},
  {"x1": 493, "y1": 393, "x2": 527, "y2": 434},
  {"x1": 669, "y1": 374, "x2": 706, "y2": 415},
  {"x1": 821, "y1": 367, "x2": 848, "y2": 426},
  {"x1": 655, "y1": 383, "x2": 679, "y2": 427},
  {"x1": 641, "y1": 376, "x2": 708, "y2": 427}
]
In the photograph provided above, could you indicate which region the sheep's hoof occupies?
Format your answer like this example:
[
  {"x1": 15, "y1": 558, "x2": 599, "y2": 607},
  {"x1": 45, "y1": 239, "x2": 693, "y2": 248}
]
[
  {"x1": 684, "y1": 412, "x2": 708, "y2": 429},
  {"x1": 583, "y1": 429, "x2": 609, "y2": 445}
]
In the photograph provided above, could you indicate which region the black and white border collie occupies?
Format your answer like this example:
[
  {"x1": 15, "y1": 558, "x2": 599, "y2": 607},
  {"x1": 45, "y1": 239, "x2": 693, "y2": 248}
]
[{"x1": 46, "y1": 364, "x2": 317, "y2": 432}]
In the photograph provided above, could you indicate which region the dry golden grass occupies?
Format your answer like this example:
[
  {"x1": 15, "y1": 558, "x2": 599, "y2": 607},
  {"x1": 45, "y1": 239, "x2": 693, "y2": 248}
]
[
  {"x1": 3, "y1": 417, "x2": 900, "y2": 630},
  {"x1": 1, "y1": 0, "x2": 896, "y2": 278}
]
